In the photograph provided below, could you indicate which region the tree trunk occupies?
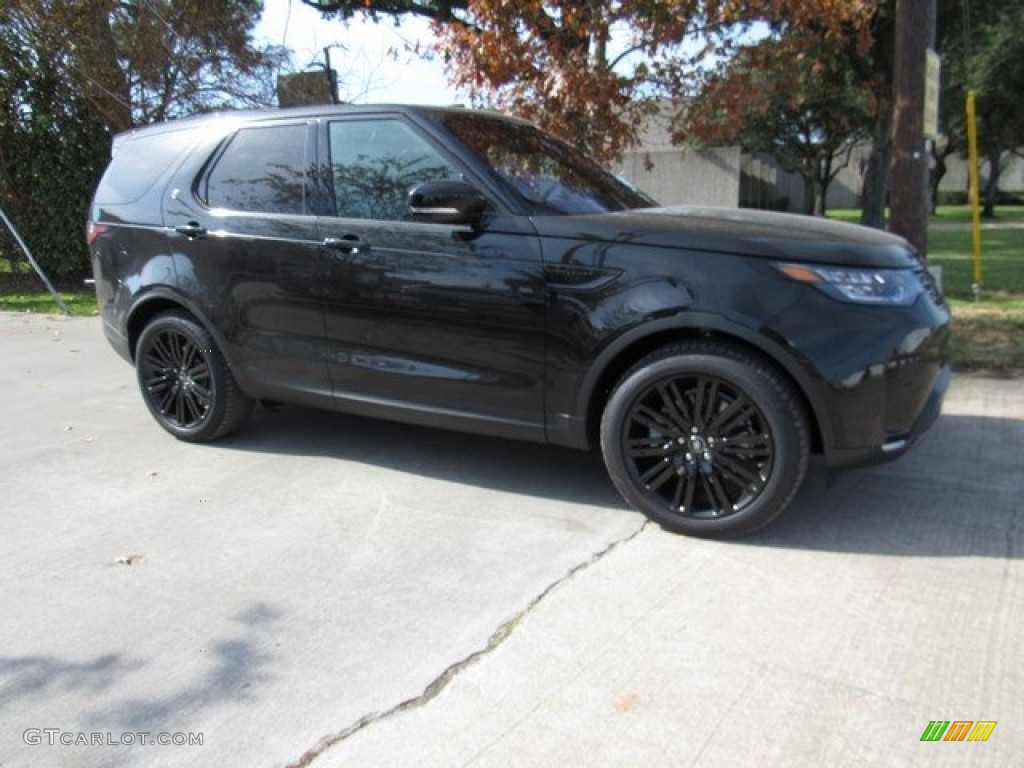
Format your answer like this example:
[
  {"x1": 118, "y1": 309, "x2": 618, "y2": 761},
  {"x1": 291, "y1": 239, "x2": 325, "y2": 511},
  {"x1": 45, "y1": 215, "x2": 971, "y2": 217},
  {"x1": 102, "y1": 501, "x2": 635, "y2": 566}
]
[
  {"x1": 861, "y1": 109, "x2": 891, "y2": 229},
  {"x1": 815, "y1": 153, "x2": 832, "y2": 216},
  {"x1": 588, "y1": 0, "x2": 608, "y2": 72},
  {"x1": 802, "y1": 174, "x2": 817, "y2": 215},
  {"x1": 889, "y1": 0, "x2": 936, "y2": 258},
  {"x1": 929, "y1": 142, "x2": 950, "y2": 214},
  {"x1": 815, "y1": 162, "x2": 828, "y2": 216},
  {"x1": 982, "y1": 145, "x2": 1001, "y2": 218}
]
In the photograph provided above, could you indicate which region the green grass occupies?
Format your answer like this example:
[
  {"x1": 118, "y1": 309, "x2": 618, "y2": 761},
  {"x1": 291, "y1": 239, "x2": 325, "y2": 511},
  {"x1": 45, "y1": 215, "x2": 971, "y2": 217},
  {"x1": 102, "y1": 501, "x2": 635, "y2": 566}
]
[
  {"x1": 929, "y1": 225, "x2": 1024, "y2": 299},
  {"x1": 828, "y1": 206, "x2": 1024, "y2": 226},
  {"x1": 827, "y1": 206, "x2": 1024, "y2": 301},
  {"x1": 826, "y1": 208, "x2": 864, "y2": 223},
  {"x1": 0, "y1": 290, "x2": 98, "y2": 316},
  {"x1": 830, "y1": 206, "x2": 1024, "y2": 369},
  {"x1": 932, "y1": 206, "x2": 1024, "y2": 224}
]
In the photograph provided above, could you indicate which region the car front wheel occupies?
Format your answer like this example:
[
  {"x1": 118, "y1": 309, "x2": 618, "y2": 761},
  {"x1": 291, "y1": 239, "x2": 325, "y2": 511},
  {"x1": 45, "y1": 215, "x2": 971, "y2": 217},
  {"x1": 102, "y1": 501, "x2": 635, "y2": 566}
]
[
  {"x1": 600, "y1": 341, "x2": 809, "y2": 538},
  {"x1": 135, "y1": 310, "x2": 253, "y2": 442}
]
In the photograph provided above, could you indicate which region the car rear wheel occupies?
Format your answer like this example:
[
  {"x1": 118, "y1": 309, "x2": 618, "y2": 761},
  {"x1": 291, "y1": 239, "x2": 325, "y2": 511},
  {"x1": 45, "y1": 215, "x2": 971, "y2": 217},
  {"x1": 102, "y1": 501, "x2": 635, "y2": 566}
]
[
  {"x1": 135, "y1": 311, "x2": 253, "y2": 442},
  {"x1": 600, "y1": 341, "x2": 809, "y2": 538}
]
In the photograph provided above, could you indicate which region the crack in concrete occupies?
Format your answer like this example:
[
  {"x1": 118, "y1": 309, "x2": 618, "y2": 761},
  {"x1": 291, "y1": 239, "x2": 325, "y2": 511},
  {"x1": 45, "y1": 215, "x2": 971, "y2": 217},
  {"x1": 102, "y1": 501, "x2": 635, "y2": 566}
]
[{"x1": 285, "y1": 521, "x2": 649, "y2": 768}]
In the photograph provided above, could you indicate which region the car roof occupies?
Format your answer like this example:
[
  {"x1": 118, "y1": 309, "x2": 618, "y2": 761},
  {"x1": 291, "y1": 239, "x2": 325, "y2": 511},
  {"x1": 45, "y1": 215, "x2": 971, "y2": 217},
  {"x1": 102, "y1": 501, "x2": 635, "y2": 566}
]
[{"x1": 113, "y1": 104, "x2": 528, "y2": 143}]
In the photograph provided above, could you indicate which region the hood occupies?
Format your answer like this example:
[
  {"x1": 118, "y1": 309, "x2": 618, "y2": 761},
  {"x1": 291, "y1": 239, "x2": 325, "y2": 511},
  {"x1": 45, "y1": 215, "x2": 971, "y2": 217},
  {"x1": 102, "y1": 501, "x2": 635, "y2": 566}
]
[{"x1": 530, "y1": 206, "x2": 920, "y2": 268}]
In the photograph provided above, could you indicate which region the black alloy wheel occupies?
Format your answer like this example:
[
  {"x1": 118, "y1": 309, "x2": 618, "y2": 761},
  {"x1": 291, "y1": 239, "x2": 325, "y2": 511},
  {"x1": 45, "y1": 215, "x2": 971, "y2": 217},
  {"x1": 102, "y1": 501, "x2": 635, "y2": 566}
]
[
  {"x1": 601, "y1": 341, "x2": 809, "y2": 537},
  {"x1": 135, "y1": 311, "x2": 252, "y2": 442}
]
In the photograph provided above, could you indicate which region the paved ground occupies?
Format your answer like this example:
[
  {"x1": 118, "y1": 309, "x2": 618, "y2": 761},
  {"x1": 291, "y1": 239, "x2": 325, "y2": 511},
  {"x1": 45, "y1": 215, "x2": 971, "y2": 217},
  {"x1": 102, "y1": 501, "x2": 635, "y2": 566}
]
[{"x1": 0, "y1": 311, "x2": 1020, "y2": 768}]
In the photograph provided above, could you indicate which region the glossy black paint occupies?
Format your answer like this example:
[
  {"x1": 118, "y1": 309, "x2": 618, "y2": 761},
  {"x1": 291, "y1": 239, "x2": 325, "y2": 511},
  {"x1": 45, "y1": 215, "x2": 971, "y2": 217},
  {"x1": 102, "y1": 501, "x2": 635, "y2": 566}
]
[
  {"x1": 89, "y1": 104, "x2": 951, "y2": 471},
  {"x1": 316, "y1": 214, "x2": 547, "y2": 438}
]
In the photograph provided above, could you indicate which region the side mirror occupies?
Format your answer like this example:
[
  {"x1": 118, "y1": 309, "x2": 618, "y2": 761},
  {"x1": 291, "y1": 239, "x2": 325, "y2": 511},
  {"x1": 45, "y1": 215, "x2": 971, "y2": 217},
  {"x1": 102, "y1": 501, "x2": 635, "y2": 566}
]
[{"x1": 408, "y1": 179, "x2": 490, "y2": 227}]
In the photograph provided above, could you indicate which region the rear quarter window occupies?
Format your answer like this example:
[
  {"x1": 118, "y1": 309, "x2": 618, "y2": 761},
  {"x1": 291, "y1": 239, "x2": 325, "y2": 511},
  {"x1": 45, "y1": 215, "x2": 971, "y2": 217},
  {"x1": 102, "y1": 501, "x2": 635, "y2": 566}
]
[
  {"x1": 203, "y1": 124, "x2": 307, "y2": 214},
  {"x1": 95, "y1": 129, "x2": 197, "y2": 204}
]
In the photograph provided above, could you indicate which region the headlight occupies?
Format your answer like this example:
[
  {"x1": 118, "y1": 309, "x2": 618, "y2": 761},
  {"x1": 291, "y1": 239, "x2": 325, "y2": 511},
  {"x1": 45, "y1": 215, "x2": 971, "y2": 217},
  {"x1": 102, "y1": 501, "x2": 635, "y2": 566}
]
[{"x1": 774, "y1": 263, "x2": 922, "y2": 306}]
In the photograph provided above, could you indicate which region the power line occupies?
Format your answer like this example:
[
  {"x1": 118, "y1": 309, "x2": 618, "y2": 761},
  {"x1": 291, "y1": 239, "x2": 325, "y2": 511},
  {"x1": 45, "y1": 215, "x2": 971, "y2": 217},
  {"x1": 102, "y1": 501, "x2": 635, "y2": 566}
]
[
  {"x1": 62, "y1": 57, "x2": 134, "y2": 114},
  {"x1": 141, "y1": 0, "x2": 182, "y2": 59}
]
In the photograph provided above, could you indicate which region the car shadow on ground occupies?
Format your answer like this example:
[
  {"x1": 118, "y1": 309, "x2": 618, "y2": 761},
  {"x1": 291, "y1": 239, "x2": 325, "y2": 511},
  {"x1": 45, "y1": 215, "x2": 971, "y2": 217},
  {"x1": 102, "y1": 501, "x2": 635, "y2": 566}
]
[
  {"x1": 752, "y1": 413, "x2": 1023, "y2": 559},
  {"x1": 219, "y1": 407, "x2": 1022, "y2": 560},
  {"x1": 221, "y1": 403, "x2": 625, "y2": 511}
]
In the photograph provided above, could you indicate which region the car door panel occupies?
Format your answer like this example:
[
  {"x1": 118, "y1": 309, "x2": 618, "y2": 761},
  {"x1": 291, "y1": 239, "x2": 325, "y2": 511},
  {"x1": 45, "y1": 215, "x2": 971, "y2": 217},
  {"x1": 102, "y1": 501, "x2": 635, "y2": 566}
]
[
  {"x1": 317, "y1": 117, "x2": 547, "y2": 435},
  {"x1": 164, "y1": 121, "x2": 330, "y2": 400},
  {"x1": 317, "y1": 216, "x2": 547, "y2": 435}
]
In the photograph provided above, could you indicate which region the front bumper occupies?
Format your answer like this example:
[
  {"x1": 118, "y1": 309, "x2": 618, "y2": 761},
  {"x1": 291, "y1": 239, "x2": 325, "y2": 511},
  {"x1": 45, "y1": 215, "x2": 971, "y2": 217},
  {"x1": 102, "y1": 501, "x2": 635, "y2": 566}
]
[
  {"x1": 766, "y1": 267, "x2": 952, "y2": 472},
  {"x1": 825, "y1": 362, "x2": 950, "y2": 470}
]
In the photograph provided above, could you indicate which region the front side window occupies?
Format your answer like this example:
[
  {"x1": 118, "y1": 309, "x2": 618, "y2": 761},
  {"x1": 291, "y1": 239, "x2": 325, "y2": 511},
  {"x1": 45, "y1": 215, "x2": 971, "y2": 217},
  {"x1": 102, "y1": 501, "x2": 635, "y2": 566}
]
[
  {"x1": 432, "y1": 111, "x2": 655, "y2": 215},
  {"x1": 328, "y1": 120, "x2": 457, "y2": 221},
  {"x1": 205, "y1": 124, "x2": 307, "y2": 214}
]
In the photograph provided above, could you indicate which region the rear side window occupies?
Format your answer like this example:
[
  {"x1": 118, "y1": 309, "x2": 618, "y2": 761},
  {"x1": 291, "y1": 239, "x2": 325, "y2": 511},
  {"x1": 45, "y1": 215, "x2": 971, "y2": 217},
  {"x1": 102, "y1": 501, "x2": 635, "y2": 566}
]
[
  {"x1": 95, "y1": 130, "x2": 196, "y2": 204},
  {"x1": 205, "y1": 124, "x2": 307, "y2": 214}
]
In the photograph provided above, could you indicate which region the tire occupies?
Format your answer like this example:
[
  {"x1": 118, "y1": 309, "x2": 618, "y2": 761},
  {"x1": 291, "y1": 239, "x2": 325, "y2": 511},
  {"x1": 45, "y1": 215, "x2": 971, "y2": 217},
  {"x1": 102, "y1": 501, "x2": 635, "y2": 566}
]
[
  {"x1": 135, "y1": 310, "x2": 253, "y2": 442},
  {"x1": 600, "y1": 341, "x2": 809, "y2": 538}
]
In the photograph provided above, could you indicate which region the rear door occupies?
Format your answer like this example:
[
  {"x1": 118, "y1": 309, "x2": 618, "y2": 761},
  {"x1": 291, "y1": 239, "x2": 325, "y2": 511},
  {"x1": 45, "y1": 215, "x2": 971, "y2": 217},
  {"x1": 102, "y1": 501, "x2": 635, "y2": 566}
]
[
  {"x1": 315, "y1": 115, "x2": 547, "y2": 439},
  {"x1": 165, "y1": 119, "x2": 330, "y2": 402}
]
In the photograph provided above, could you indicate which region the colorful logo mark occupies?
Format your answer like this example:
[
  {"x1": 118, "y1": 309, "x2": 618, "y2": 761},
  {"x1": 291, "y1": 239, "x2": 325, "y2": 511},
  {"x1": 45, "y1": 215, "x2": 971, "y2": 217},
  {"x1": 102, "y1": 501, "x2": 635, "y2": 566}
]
[{"x1": 921, "y1": 721, "x2": 997, "y2": 742}]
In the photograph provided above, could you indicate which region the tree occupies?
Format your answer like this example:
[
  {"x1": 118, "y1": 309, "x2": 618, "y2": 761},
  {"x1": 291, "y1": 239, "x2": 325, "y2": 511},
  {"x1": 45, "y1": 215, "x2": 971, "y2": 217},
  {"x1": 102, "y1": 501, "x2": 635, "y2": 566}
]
[
  {"x1": 0, "y1": 2, "x2": 113, "y2": 278},
  {"x1": 928, "y1": 0, "x2": 969, "y2": 215},
  {"x1": 966, "y1": 3, "x2": 1024, "y2": 217},
  {"x1": 858, "y1": 0, "x2": 895, "y2": 229},
  {"x1": 302, "y1": 0, "x2": 876, "y2": 163},
  {"x1": 930, "y1": 0, "x2": 1024, "y2": 218},
  {"x1": 111, "y1": 0, "x2": 288, "y2": 126},
  {"x1": 680, "y1": 28, "x2": 876, "y2": 216},
  {"x1": 0, "y1": 0, "x2": 286, "y2": 279},
  {"x1": 2, "y1": 1, "x2": 287, "y2": 133}
]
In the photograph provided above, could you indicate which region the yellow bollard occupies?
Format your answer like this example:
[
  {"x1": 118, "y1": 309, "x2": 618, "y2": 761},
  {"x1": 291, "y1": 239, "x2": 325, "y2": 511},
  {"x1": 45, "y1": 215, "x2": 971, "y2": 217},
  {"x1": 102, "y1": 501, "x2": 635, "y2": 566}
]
[{"x1": 965, "y1": 90, "x2": 984, "y2": 296}]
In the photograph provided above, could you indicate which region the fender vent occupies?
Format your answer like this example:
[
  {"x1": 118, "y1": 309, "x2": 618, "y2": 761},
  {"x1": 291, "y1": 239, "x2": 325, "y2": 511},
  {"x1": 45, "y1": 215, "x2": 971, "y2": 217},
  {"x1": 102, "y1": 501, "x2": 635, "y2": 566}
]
[{"x1": 544, "y1": 264, "x2": 621, "y2": 291}]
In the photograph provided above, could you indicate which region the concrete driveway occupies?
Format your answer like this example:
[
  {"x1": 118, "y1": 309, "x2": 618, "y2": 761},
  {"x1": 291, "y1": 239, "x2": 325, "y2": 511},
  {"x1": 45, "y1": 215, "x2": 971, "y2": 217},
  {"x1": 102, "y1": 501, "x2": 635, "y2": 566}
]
[{"x1": 0, "y1": 311, "x2": 1020, "y2": 768}]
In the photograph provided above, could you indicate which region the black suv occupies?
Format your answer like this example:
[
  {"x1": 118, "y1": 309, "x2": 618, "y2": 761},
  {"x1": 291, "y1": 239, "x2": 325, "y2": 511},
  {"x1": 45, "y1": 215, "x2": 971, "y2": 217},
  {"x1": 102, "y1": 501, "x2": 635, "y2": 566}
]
[{"x1": 88, "y1": 105, "x2": 950, "y2": 537}]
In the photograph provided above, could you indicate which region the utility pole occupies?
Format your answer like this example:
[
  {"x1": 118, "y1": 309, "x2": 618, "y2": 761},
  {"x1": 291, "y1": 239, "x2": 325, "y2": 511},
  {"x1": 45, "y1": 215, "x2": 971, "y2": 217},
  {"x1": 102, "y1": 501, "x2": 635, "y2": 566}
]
[{"x1": 889, "y1": 0, "x2": 937, "y2": 259}]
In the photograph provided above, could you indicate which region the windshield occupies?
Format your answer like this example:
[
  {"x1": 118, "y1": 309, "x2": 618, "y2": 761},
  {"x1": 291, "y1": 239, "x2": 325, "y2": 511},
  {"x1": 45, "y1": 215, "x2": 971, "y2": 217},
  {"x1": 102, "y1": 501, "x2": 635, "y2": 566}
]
[{"x1": 431, "y1": 111, "x2": 656, "y2": 215}]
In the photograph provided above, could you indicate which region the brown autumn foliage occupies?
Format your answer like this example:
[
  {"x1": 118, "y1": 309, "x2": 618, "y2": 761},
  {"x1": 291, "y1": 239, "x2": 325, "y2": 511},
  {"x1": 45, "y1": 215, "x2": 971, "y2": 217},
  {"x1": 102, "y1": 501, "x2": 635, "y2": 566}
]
[{"x1": 305, "y1": 0, "x2": 878, "y2": 162}]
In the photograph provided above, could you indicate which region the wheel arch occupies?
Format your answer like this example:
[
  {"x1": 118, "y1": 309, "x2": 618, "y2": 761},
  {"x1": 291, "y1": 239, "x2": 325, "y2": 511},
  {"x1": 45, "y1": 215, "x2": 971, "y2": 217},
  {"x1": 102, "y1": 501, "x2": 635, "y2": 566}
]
[
  {"x1": 126, "y1": 289, "x2": 228, "y2": 365},
  {"x1": 580, "y1": 313, "x2": 831, "y2": 456}
]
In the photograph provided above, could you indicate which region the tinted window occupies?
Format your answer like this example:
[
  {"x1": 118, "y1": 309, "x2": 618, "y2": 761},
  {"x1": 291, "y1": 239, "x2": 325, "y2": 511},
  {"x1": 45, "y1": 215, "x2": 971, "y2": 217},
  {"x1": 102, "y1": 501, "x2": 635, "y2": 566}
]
[
  {"x1": 96, "y1": 130, "x2": 196, "y2": 204},
  {"x1": 433, "y1": 112, "x2": 654, "y2": 214},
  {"x1": 328, "y1": 120, "x2": 457, "y2": 221},
  {"x1": 206, "y1": 124, "x2": 307, "y2": 214}
]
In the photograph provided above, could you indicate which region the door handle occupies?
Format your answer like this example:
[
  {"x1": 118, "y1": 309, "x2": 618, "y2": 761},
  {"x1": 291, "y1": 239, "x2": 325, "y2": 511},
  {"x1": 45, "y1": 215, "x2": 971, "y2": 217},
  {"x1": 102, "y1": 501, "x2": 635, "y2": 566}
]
[
  {"x1": 323, "y1": 235, "x2": 367, "y2": 254},
  {"x1": 174, "y1": 222, "x2": 207, "y2": 239}
]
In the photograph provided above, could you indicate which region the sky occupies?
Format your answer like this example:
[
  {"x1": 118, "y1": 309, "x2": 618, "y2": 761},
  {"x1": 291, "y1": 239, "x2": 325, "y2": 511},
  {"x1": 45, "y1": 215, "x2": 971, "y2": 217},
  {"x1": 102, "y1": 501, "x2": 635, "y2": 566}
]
[{"x1": 253, "y1": 0, "x2": 464, "y2": 105}]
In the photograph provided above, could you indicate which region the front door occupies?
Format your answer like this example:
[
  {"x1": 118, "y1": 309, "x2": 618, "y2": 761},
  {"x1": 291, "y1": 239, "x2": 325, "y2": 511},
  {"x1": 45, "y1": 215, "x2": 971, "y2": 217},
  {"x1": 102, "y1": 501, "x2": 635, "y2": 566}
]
[{"x1": 316, "y1": 116, "x2": 547, "y2": 439}]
